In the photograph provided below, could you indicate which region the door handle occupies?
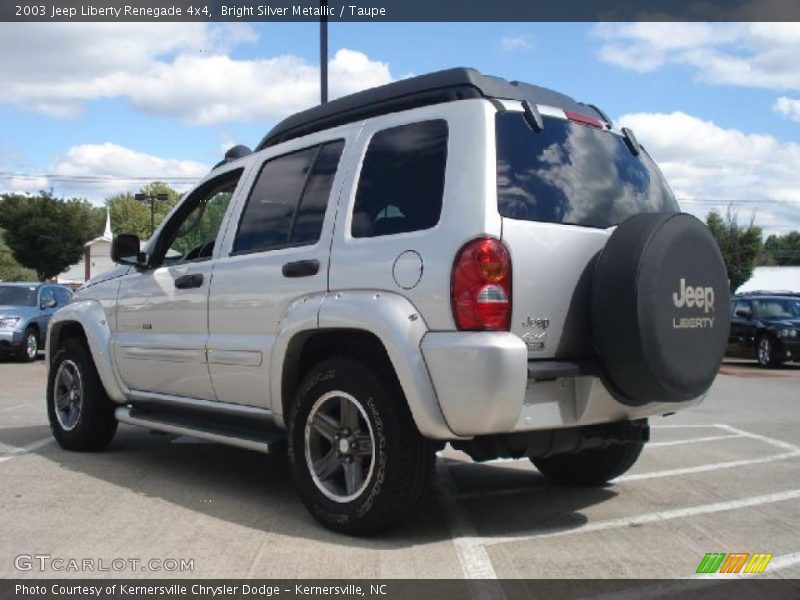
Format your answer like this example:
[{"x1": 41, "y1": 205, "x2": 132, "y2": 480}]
[
  {"x1": 174, "y1": 273, "x2": 204, "y2": 289},
  {"x1": 282, "y1": 259, "x2": 320, "y2": 278}
]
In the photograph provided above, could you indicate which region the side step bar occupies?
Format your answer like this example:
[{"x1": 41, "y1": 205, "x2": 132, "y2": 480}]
[{"x1": 115, "y1": 406, "x2": 286, "y2": 454}]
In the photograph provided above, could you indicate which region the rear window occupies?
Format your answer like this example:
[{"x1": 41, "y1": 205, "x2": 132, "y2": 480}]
[{"x1": 496, "y1": 112, "x2": 679, "y2": 229}]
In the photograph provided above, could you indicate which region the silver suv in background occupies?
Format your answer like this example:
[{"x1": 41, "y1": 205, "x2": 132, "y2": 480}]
[
  {"x1": 46, "y1": 69, "x2": 730, "y2": 535},
  {"x1": 0, "y1": 283, "x2": 72, "y2": 361}
]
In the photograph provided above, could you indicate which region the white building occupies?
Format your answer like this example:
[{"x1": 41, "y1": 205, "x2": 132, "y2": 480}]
[
  {"x1": 58, "y1": 210, "x2": 116, "y2": 285},
  {"x1": 736, "y1": 266, "x2": 800, "y2": 294}
]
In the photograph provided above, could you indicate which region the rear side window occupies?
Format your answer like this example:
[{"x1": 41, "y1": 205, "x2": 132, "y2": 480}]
[
  {"x1": 233, "y1": 141, "x2": 344, "y2": 254},
  {"x1": 496, "y1": 112, "x2": 679, "y2": 229},
  {"x1": 351, "y1": 120, "x2": 448, "y2": 238}
]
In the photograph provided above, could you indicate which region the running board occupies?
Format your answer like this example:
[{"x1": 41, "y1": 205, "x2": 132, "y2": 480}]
[{"x1": 114, "y1": 406, "x2": 286, "y2": 454}]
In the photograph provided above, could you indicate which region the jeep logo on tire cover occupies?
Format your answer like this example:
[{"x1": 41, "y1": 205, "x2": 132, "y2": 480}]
[{"x1": 672, "y1": 278, "x2": 715, "y2": 329}]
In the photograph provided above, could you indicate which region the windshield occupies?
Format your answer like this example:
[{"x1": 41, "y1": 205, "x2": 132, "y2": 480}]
[
  {"x1": 753, "y1": 297, "x2": 800, "y2": 319},
  {"x1": 0, "y1": 285, "x2": 37, "y2": 306},
  {"x1": 496, "y1": 112, "x2": 679, "y2": 229}
]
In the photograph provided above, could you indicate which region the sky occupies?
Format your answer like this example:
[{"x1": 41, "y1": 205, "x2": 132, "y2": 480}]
[{"x1": 1, "y1": 22, "x2": 799, "y2": 234}]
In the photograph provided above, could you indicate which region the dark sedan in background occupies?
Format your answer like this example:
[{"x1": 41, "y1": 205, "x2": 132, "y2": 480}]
[
  {"x1": 727, "y1": 291, "x2": 800, "y2": 368},
  {"x1": 0, "y1": 283, "x2": 73, "y2": 361}
]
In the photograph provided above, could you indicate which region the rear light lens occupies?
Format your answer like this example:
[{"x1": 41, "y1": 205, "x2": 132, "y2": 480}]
[{"x1": 451, "y1": 237, "x2": 512, "y2": 331}]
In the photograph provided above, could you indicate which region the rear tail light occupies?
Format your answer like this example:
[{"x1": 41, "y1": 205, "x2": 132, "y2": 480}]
[
  {"x1": 565, "y1": 110, "x2": 604, "y2": 129},
  {"x1": 451, "y1": 237, "x2": 512, "y2": 331}
]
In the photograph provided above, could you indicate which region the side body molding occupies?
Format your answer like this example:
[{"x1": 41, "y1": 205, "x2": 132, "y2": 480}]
[
  {"x1": 315, "y1": 291, "x2": 456, "y2": 440},
  {"x1": 47, "y1": 299, "x2": 127, "y2": 404}
]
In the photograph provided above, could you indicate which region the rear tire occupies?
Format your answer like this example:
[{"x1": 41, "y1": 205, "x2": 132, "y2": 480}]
[
  {"x1": 757, "y1": 335, "x2": 783, "y2": 368},
  {"x1": 288, "y1": 357, "x2": 435, "y2": 536},
  {"x1": 47, "y1": 337, "x2": 117, "y2": 451},
  {"x1": 531, "y1": 442, "x2": 644, "y2": 486},
  {"x1": 18, "y1": 327, "x2": 38, "y2": 362}
]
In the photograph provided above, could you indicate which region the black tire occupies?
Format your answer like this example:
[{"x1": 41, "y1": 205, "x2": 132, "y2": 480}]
[
  {"x1": 288, "y1": 357, "x2": 435, "y2": 536},
  {"x1": 532, "y1": 442, "x2": 644, "y2": 487},
  {"x1": 18, "y1": 327, "x2": 39, "y2": 362},
  {"x1": 756, "y1": 335, "x2": 783, "y2": 369},
  {"x1": 47, "y1": 337, "x2": 117, "y2": 451}
]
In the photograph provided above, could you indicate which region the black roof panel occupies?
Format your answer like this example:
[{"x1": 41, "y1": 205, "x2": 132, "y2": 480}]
[{"x1": 255, "y1": 67, "x2": 604, "y2": 150}]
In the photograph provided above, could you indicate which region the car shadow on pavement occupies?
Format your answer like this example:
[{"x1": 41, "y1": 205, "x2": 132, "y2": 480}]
[{"x1": 4, "y1": 424, "x2": 617, "y2": 548}]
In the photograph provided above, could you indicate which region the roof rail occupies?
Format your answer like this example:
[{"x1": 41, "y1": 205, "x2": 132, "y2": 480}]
[{"x1": 255, "y1": 67, "x2": 607, "y2": 150}]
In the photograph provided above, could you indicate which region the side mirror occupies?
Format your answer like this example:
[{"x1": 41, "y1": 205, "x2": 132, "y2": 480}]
[
  {"x1": 734, "y1": 310, "x2": 751, "y2": 320},
  {"x1": 41, "y1": 297, "x2": 56, "y2": 309},
  {"x1": 111, "y1": 234, "x2": 146, "y2": 267}
]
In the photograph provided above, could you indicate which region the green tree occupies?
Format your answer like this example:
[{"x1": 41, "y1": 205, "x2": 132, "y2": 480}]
[
  {"x1": 0, "y1": 192, "x2": 103, "y2": 281},
  {"x1": 706, "y1": 208, "x2": 764, "y2": 293},
  {"x1": 106, "y1": 182, "x2": 180, "y2": 239},
  {"x1": 0, "y1": 228, "x2": 37, "y2": 281},
  {"x1": 762, "y1": 231, "x2": 800, "y2": 266}
]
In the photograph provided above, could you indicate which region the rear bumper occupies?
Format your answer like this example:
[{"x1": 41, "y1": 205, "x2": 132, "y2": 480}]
[{"x1": 420, "y1": 331, "x2": 704, "y2": 437}]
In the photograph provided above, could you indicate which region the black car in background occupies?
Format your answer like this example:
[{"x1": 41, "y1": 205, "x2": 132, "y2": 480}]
[{"x1": 727, "y1": 292, "x2": 800, "y2": 367}]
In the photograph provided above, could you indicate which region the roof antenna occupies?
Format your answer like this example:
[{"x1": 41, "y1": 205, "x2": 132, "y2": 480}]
[{"x1": 320, "y1": 1, "x2": 328, "y2": 104}]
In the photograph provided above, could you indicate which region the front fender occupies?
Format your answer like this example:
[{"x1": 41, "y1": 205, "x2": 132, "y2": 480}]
[
  {"x1": 316, "y1": 291, "x2": 456, "y2": 440},
  {"x1": 47, "y1": 300, "x2": 126, "y2": 403}
]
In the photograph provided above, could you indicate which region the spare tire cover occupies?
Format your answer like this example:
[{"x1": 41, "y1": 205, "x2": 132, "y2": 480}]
[{"x1": 592, "y1": 213, "x2": 730, "y2": 405}]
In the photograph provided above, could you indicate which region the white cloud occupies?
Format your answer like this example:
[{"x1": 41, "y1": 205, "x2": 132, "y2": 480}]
[
  {"x1": 774, "y1": 96, "x2": 800, "y2": 122},
  {"x1": 501, "y1": 34, "x2": 533, "y2": 52},
  {"x1": 0, "y1": 24, "x2": 393, "y2": 124},
  {"x1": 618, "y1": 111, "x2": 800, "y2": 233},
  {"x1": 0, "y1": 143, "x2": 209, "y2": 202},
  {"x1": 594, "y1": 23, "x2": 800, "y2": 91}
]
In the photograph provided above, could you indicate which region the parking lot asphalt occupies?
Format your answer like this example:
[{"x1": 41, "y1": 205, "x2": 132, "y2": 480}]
[{"x1": 1, "y1": 356, "x2": 799, "y2": 581}]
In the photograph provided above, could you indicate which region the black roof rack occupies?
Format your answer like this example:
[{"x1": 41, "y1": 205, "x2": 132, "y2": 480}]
[{"x1": 255, "y1": 67, "x2": 607, "y2": 150}]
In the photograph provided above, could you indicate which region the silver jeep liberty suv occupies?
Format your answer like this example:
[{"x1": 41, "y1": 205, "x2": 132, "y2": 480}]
[{"x1": 46, "y1": 68, "x2": 730, "y2": 535}]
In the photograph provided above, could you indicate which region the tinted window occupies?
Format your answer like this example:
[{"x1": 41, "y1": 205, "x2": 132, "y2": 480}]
[
  {"x1": 0, "y1": 285, "x2": 37, "y2": 306},
  {"x1": 352, "y1": 120, "x2": 448, "y2": 238},
  {"x1": 234, "y1": 141, "x2": 344, "y2": 254},
  {"x1": 53, "y1": 287, "x2": 72, "y2": 306},
  {"x1": 496, "y1": 113, "x2": 679, "y2": 229}
]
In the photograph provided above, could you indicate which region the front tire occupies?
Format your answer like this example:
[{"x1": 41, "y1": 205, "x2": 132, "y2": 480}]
[
  {"x1": 531, "y1": 442, "x2": 644, "y2": 486},
  {"x1": 18, "y1": 327, "x2": 38, "y2": 362},
  {"x1": 288, "y1": 357, "x2": 434, "y2": 536},
  {"x1": 47, "y1": 338, "x2": 117, "y2": 451},
  {"x1": 757, "y1": 335, "x2": 783, "y2": 368}
]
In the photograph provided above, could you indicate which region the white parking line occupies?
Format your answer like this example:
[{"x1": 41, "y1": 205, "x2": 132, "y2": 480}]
[
  {"x1": 616, "y1": 450, "x2": 800, "y2": 482},
  {"x1": 715, "y1": 424, "x2": 800, "y2": 453},
  {"x1": 647, "y1": 433, "x2": 747, "y2": 447},
  {"x1": 480, "y1": 488, "x2": 800, "y2": 547},
  {"x1": 0, "y1": 436, "x2": 53, "y2": 464},
  {"x1": 435, "y1": 459, "x2": 500, "y2": 585}
]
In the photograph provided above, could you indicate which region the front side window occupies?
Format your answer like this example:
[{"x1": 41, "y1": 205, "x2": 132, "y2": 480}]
[
  {"x1": 39, "y1": 287, "x2": 55, "y2": 307},
  {"x1": 53, "y1": 287, "x2": 72, "y2": 306},
  {"x1": 351, "y1": 120, "x2": 448, "y2": 238},
  {"x1": 496, "y1": 112, "x2": 679, "y2": 229},
  {"x1": 158, "y1": 170, "x2": 242, "y2": 265},
  {"x1": 732, "y1": 300, "x2": 752, "y2": 318},
  {"x1": 233, "y1": 140, "x2": 344, "y2": 254}
]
